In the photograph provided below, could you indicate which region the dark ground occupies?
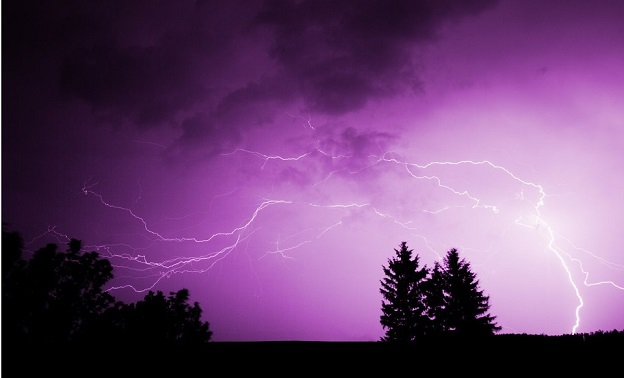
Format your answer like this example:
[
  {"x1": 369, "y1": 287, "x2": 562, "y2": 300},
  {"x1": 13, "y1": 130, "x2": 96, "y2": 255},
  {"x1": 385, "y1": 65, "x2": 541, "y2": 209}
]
[{"x1": 4, "y1": 332, "x2": 622, "y2": 375}]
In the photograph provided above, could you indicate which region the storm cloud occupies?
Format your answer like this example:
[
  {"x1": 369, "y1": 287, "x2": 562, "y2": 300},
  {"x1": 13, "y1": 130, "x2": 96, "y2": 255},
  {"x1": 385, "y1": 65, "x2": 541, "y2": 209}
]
[{"x1": 6, "y1": 0, "x2": 498, "y2": 154}]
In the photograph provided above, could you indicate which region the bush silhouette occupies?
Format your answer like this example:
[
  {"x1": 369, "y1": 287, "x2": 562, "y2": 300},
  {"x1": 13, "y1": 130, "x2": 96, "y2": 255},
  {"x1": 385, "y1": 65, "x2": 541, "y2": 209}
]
[{"x1": 1, "y1": 226, "x2": 212, "y2": 348}]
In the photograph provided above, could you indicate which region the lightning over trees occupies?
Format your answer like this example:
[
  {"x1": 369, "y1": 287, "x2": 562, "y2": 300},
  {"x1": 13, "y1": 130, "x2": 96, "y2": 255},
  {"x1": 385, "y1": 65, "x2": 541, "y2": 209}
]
[
  {"x1": 2, "y1": 234, "x2": 116, "y2": 345},
  {"x1": 379, "y1": 241, "x2": 430, "y2": 342},
  {"x1": 380, "y1": 243, "x2": 501, "y2": 343},
  {"x1": 1, "y1": 227, "x2": 213, "y2": 348}
]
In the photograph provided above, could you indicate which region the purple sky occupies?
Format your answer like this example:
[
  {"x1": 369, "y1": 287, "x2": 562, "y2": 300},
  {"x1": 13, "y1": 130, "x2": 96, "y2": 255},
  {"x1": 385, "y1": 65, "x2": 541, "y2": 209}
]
[{"x1": 3, "y1": 0, "x2": 624, "y2": 341}]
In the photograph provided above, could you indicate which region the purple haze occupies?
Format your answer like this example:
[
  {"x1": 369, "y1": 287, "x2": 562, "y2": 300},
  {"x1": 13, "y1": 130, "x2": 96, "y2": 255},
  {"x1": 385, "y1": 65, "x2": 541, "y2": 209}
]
[{"x1": 3, "y1": 0, "x2": 624, "y2": 341}]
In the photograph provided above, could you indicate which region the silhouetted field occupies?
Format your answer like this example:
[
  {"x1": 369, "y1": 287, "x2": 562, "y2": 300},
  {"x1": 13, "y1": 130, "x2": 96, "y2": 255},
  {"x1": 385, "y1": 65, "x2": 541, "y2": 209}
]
[{"x1": 5, "y1": 331, "x2": 622, "y2": 375}]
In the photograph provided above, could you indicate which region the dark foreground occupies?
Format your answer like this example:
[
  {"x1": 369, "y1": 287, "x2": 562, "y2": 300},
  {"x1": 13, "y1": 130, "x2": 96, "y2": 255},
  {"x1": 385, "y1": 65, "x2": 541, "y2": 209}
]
[{"x1": 4, "y1": 332, "x2": 622, "y2": 375}]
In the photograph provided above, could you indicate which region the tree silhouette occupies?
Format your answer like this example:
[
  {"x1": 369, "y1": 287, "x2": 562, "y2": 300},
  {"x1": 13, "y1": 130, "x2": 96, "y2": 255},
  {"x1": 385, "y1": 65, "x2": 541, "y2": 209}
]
[
  {"x1": 1, "y1": 227, "x2": 212, "y2": 348},
  {"x1": 99, "y1": 289, "x2": 213, "y2": 346},
  {"x1": 379, "y1": 241, "x2": 430, "y2": 342},
  {"x1": 2, "y1": 233, "x2": 115, "y2": 346},
  {"x1": 426, "y1": 248, "x2": 501, "y2": 337},
  {"x1": 2, "y1": 227, "x2": 29, "y2": 345}
]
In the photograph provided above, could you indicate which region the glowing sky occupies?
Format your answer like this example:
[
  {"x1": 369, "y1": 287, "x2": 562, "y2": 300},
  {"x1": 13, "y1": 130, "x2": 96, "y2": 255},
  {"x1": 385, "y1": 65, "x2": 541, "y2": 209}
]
[{"x1": 3, "y1": 0, "x2": 624, "y2": 341}]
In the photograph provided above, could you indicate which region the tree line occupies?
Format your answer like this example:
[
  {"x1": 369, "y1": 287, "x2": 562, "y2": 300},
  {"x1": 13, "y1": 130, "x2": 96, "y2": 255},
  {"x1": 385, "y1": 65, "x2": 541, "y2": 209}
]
[
  {"x1": 4, "y1": 226, "x2": 499, "y2": 346},
  {"x1": 2, "y1": 226, "x2": 212, "y2": 347}
]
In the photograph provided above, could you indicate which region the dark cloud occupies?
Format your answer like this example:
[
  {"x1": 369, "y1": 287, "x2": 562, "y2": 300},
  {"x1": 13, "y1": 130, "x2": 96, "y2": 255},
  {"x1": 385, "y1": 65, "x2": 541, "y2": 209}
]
[
  {"x1": 212, "y1": 77, "x2": 296, "y2": 123},
  {"x1": 53, "y1": 0, "x2": 497, "y2": 125},
  {"x1": 165, "y1": 113, "x2": 241, "y2": 162},
  {"x1": 3, "y1": 0, "x2": 497, "y2": 156},
  {"x1": 315, "y1": 125, "x2": 397, "y2": 173},
  {"x1": 174, "y1": 76, "x2": 297, "y2": 158},
  {"x1": 4, "y1": 1, "x2": 252, "y2": 129},
  {"x1": 255, "y1": 0, "x2": 498, "y2": 114},
  {"x1": 59, "y1": 40, "x2": 206, "y2": 127},
  {"x1": 240, "y1": 125, "x2": 399, "y2": 191},
  {"x1": 56, "y1": 1, "x2": 255, "y2": 129}
]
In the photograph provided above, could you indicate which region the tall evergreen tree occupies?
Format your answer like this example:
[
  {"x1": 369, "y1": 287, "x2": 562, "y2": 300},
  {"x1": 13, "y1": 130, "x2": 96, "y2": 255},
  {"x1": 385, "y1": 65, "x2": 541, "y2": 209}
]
[
  {"x1": 426, "y1": 248, "x2": 501, "y2": 337},
  {"x1": 379, "y1": 241, "x2": 430, "y2": 342},
  {"x1": 422, "y1": 260, "x2": 446, "y2": 337}
]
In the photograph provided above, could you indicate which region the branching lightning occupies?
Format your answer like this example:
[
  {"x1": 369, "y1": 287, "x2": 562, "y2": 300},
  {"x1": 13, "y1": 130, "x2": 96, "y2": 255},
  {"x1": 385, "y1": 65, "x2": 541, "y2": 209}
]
[{"x1": 33, "y1": 122, "x2": 624, "y2": 336}]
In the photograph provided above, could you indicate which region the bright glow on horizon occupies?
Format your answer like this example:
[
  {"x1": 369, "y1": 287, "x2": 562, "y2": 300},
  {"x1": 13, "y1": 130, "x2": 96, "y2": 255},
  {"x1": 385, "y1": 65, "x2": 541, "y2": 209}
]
[{"x1": 28, "y1": 143, "x2": 624, "y2": 337}]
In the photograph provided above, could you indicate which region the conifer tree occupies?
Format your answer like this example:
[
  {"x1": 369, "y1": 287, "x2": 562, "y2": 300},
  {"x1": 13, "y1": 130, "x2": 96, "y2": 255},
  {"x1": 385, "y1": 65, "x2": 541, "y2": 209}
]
[
  {"x1": 379, "y1": 241, "x2": 430, "y2": 342},
  {"x1": 426, "y1": 248, "x2": 501, "y2": 337}
]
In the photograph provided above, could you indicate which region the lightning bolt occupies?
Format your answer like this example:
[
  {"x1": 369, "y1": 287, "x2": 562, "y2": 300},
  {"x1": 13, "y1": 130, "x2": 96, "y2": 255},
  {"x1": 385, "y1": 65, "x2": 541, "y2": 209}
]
[
  {"x1": 32, "y1": 120, "x2": 623, "y2": 337},
  {"x1": 366, "y1": 153, "x2": 622, "y2": 334}
]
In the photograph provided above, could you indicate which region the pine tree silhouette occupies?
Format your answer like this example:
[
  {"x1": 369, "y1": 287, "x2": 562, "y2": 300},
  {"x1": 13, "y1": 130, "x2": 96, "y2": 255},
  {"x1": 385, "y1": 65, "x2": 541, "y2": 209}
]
[
  {"x1": 379, "y1": 241, "x2": 430, "y2": 342},
  {"x1": 426, "y1": 248, "x2": 501, "y2": 337}
]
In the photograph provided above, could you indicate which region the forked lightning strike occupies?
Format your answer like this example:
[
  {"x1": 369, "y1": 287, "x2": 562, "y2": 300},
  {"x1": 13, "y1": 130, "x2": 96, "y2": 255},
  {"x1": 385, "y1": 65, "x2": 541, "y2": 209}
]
[{"x1": 37, "y1": 139, "x2": 623, "y2": 335}]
